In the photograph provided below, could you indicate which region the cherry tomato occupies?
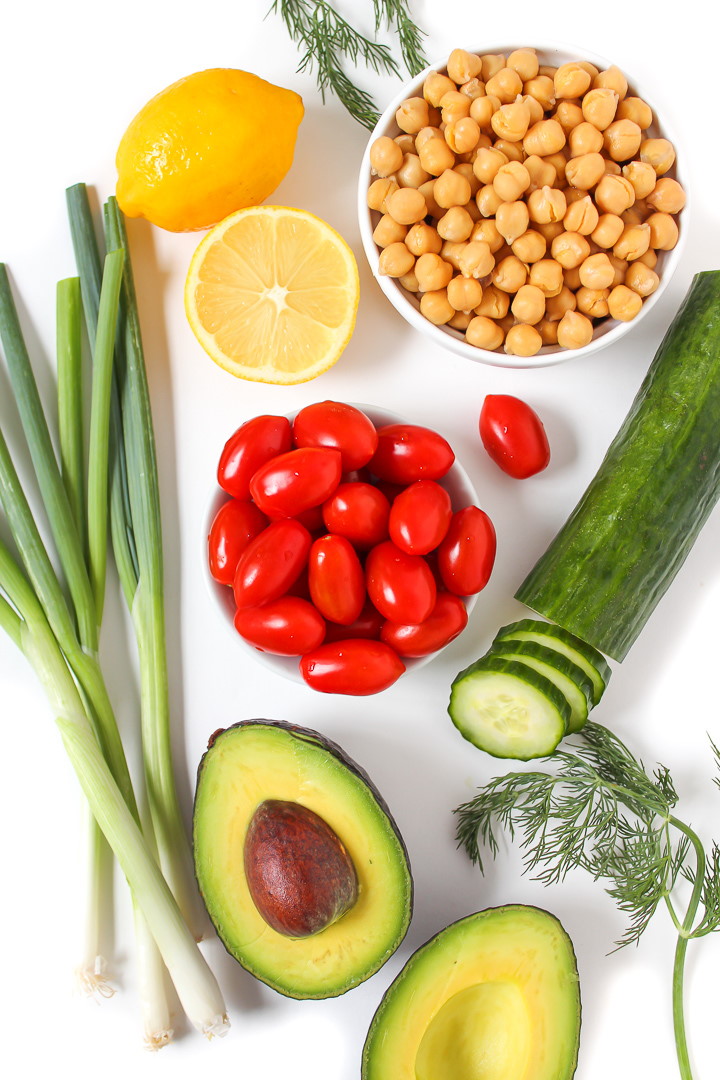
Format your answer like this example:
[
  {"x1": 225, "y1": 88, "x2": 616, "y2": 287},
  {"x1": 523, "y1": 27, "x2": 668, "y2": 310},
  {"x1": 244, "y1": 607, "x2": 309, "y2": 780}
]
[
  {"x1": 249, "y1": 447, "x2": 342, "y2": 518},
  {"x1": 369, "y1": 423, "x2": 455, "y2": 484},
  {"x1": 292, "y1": 401, "x2": 379, "y2": 471},
  {"x1": 233, "y1": 597, "x2": 326, "y2": 656},
  {"x1": 217, "y1": 415, "x2": 291, "y2": 499},
  {"x1": 208, "y1": 499, "x2": 269, "y2": 586},
  {"x1": 300, "y1": 639, "x2": 405, "y2": 696},
  {"x1": 233, "y1": 519, "x2": 312, "y2": 609},
  {"x1": 437, "y1": 506, "x2": 496, "y2": 596},
  {"x1": 323, "y1": 599, "x2": 385, "y2": 643},
  {"x1": 365, "y1": 540, "x2": 436, "y2": 624},
  {"x1": 308, "y1": 535, "x2": 365, "y2": 626},
  {"x1": 381, "y1": 592, "x2": 468, "y2": 657},
  {"x1": 479, "y1": 395, "x2": 551, "y2": 479},
  {"x1": 388, "y1": 480, "x2": 452, "y2": 555},
  {"x1": 322, "y1": 482, "x2": 390, "y2": 549}
]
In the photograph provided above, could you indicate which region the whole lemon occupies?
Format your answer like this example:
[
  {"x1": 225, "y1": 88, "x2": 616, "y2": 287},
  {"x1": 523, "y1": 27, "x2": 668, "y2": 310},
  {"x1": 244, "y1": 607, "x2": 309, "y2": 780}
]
[{"x1": 116, "y1": 69, "x2": 304, "y2": 232}]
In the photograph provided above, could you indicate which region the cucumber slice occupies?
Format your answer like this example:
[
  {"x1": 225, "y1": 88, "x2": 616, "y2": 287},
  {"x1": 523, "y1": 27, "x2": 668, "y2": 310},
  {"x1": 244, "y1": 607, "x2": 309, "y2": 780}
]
[
  {"x1": 490, "y1": 638, "x2": 593, "y2": 734},
  {"x1": 494, "y1": 618, "x2": 611, "y2": 707},
  {"x1": 449, "y1": 655, "x2": 570, "y2": 761}
]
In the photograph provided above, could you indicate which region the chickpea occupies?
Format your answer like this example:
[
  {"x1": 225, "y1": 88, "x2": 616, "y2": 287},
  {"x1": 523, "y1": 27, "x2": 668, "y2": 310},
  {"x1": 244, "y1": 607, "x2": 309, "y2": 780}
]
[
  {"x1": 491, "y1": 100, "x2": 531, "y2": 142},
  {"x1": 507, "y1": 47, "x2": 539, "y2": 81},
  {"x1": 470, "y1": 94, "x2": 500, "y2": 128},
  {"x1": 396, "y1": 97, "x2": 431, "y2": 134},
  {"x1": 613, "y1": 222, "x2": 651, "y2": 261},
  {"x1": 617, "y1": 97, "x2": 653, "y2": 129},
  {"x1": 476, "y1": 183, "x2": 503, "y2": 217},
  {"x1": 520, "y1": 94, "x2": 545, "y2": 125},
  {"x1": 603, "y1": 159, "x2": 622, "y2": 177},
  {"x1": 564, "y1": 194, "x2": 599, "y2": 235},
  {"x1": 640, "y1": 138, "x2": 676, "y2": 176},
  {"x1": 386, "y1": 187, "x2": 427, "y2": 225},
  {"x1": 423, "y1": 72, "x2": 456, "y2": 107},
  {"x1": 637, "y1": 247, "x2": 658, "y2": 269},
  {"x1": 405, "y1": 223, "x2": 443, "y2": 257},
  {"x1": 621, "y1": 202, "x2": 645, "y2": 226},
  {"x1": 535, "y1": 220, "x2": 566, "y2": 243},
  {"x1": 437, "y1": 205, "x2": 475, "y2": 242},
  {"x1": 397, "y1": 153, "x2": 431, "y2": 188},
  {"x1": 445, "y1": 117, "x2": 482, "y2": 154},
  {"x1": 564, "y1": 186, "x2": 588, "y2": 205},
  {"x1": 492, "y1": 254, "x2": 528, "y2": 293},
  {"x1": 493, "y1": 161, "x2": 531, "y2": 202},
  {"x1": 473, "y1": 146, "x2": 508, "y2": 184},
  {"x1": 418, "y1": 137, "x2": 456, "y2": 177},
  {"x1": 578, "y1": 252, "x2": 615, "y2": 289},
  {"x1": 554, "y1": 62, "x2": 592, "y2": 99},
  {"x1": 553, "y1": 101, "x2": 584, "y2": 133},
  {"x1": 523, "y1": 75, "x2": 556, "y2": 111},
  {"x1": 454, "y1": 161, "x2": 480, "y2": 193},
  {"x1": 441, "y1": 241, "x2": 467, "y2": 271},
  {"x1": 415, "y1": 126, "x2": 443, "y2": 152},
  {"x1": 622, "y1": 160, "x2": 657, "y2": 200},
  {"x1": 646, "y1": 211, "x2": 680, "y2": 250},
  {"x1": 591, "y1": 213, "x2": 625, "y2": 248},
  {"x1": 524, "y1": 155, "x2": 557, "y2": 192},
  {"x1": 465, "y1": 199, "x2": 482, "y2": 223},
  {"x1": 604, "y1": 119, "x2": 642, "y2": 162},
  {"x1": 448, "y1": 309, "x2": 474, "y2": 331},
  {"x1": 493, "y1": 139, "x2": 525, "y2": 163},
  {"x1": 625, "y1": 261, "x2": 660, "y2": 297},
  {"x1": 472, "y1": 218, "x2": 505, "y2": 253},
  {"x1": 397, "y1": 132, "x2": 418, "y2": 154},
  {"x1": 511, "y1": 229, "x2": 547, "y2": 263},
  {"x1": 440, "y1": 90, "x2": 473, "y2": 125},
  {"x1": 557, "y1": 309, "x2": 594, "y2": 348},
  {"x1": 373, "y1": 214, "x2": 408, "y2": 248},
  {"x1": 485, "y1": 66, "x2": 523, "y2": 104},
  {"x1": 545, "y1": 285, "x2": 577, "y2": 320},
  {"x1": 481, "y1": 53, "x2": 507, "y2": 81},
  {"x1": 564, "y1": 152, "x2": 606, "y2": 190},
  {"x1": 447, "y1": 48, "x2": 483, "y2": 84},
  {"x1": 447, "y1": 274, "x2": 484, "y2": 311},
  {"x1": 505, "y1": 323, "x2": 543, "y2": 356},
  {"x1": 398, "y1": 269, "x2": 419, "y2": 292},
  {"x1": 608, "y1": 254, "x2": 628, "y2": 286},
  {"x1": 415, "y1": 252, "x2": 454, "y2": 292},
  {"x1": 538, "y1": 65, "x2": 558, "y2": 78},
  {"x1": 536, "y1": 317, "x2": 559, "y2": 345},
  {"x1": 475, "y1": 284, "x2": 510, "y2": 318},
  {"x1": 582, "y1": 87, "x2": 619, "y2": 131},
  {"x1": 523, "y1": 118, "x2": 566, "y2": 156},
  {"x1": 576, "y1": 60, "x2": 599, "y2": 79},
  {"x1": 367, "y1": 177, "x2": 399, "y2": 213},
  {"x1": 418, "y1": 179, "x2": 443, "y2": 218},
  {"x1": 529, "y1": 258, "x2": 564, "y2": 297},
  {"x1": 420, "y1": 289, "x2": 455, "y2": 325},
  {"x1": 378, "y1": 242, "x2": 415, "y2": 277},
  {"x1": 511, "y1": 283, "x2": 546, "y2": 324},
  {"x1": 495, "y1": 200, "x2": 530, "y2": 244},
  {"x1": 594, "y1": 173, "x2": 636, "y2": 215},
  {"x1": 527, "y1": 185, "x2": 567, "y2": 224},
  {"x1": 563, "y1": 264, "x2": 583, "y2": 291},
  {"x1": 543, "y1": 151, "x2": 568, "y2": 185},
  {"x1": 568, "y1": 121, "x2": 604, "y2": 157},
  {"x1": 551, "y1": 231, "x2": 591, "y2": 269},
  {"x1": 460, "y1": 78, "x2": 486, "y2": 101},
  {"x1": 646, "y1": 178, "x2": 686, "y2": 214},
  {"x1": 370, "y1": 136, "x2": 404, "y2": 178},
  {"x1": 608, "y1": 284, "x2": 643, "y2": 321},
  {"x1": 457, "y1": 240, "x2": 496, "y2": 278},
  {"x1": 576, "y1": 286, "x2": 610, "y2": 319},
  {"x1": 433, "y1": 168, "x2": 471, "y2": 209},
  {"x1": 593, "y1": 65, "x2": 628, "y2": 100},
  {"x1": 466, "y1": 314, "x2": 505, "y2": 350}
]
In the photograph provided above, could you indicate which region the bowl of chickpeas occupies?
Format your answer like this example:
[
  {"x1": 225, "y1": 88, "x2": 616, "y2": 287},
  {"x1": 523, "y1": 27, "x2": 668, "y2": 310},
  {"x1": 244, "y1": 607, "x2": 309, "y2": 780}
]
[{"x1": 358, "y1": 43, "x2": 686, "y2": 367}]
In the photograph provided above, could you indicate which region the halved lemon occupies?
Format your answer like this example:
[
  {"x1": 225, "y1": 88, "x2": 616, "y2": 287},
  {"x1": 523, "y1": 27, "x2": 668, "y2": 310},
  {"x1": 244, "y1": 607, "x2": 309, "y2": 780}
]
[{"x1": 185, "y1": 206, "x2": 360, "y2": 384}]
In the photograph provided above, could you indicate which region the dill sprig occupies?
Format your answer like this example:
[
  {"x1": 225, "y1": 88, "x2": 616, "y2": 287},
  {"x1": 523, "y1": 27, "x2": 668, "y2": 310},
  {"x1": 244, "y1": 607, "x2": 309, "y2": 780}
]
[
  {"x1": 270, "y1": 0, "x2": 427, "y2": 130},
  {"x1": 454, "y1": 721, "x2": 720, "y2": 1080}
]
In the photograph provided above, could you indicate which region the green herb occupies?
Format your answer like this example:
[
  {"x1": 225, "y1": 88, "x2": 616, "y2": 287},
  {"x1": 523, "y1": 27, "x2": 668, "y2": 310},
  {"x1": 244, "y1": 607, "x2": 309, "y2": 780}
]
[
  {"x1": 454, "y1": 722, "x2": 720, "y2": 1080},
  {"x1": 270, "y1": 0, "x2": 427, "y2": 129}
]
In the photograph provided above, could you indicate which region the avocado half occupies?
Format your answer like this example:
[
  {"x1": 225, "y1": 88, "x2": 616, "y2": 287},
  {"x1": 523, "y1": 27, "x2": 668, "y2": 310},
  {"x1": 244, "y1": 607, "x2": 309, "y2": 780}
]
[
  {"x1": 362, "y1": 905, "x2": 581, "y2": 1080},
  {"x1": 193, "y1": 719, "x2": 413, "y2": 999}
]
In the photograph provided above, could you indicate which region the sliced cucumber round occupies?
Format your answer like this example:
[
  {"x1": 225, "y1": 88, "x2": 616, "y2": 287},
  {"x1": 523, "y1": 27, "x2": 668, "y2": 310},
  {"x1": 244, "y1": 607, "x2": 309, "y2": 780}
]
[
  {"x1": 448, "y1": 655, "x2": 570, "y2": 761},
  {"x1": 494, "y1": 618, "x2": 611, "y2": 707},
  {"x1": 490, "y1": 638, "x2": 594, "y2": 734}
]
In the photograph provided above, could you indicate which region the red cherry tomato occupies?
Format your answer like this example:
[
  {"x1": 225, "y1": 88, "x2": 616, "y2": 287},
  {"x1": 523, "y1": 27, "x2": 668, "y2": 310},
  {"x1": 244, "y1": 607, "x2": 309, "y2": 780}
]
[
  {"x1": 300, "y1": 639, "x2": 405, "y2": 695},
  {"x1": 388, "y1": 480, "x2": 452, "y2": 555},
  {"x1": 479, "y1": 395, "x2": 551, "y2": 479},
  {"x1": 369, "y1": 423, "x2": 455, "y2": 484},
  {"x1": 323, "y1": 599, "x2": 385, "y2": 643},
  {"x1": 365, "y1": 540, "x2": 436, "y2": 624},
  {"x1": 308, "y1": 535, "x2": 366, "y2": 626},
  {"x1": 233, "y1": 597, "x2": 326, "y2": 656},
  {"x1": 217, "y1": 415, "x2": 291, "y2": 499},
  {"x1": 207, "y1": 499, "x2": 269, "y2": 586},
  {"x1": 292, "y1": 401, "x2": 379, "y2": 471},
  {"x1": 233, "y1": 519, "x2": 312, "y2": 609},
  {"x1": 322, "y1": 482, "x2": 390, "y2": 549},
  {"x1": 249, "y1": 447, "x2": 342, "y2": 518},
  {"x1": 381, "y1": 592, "x2": 468, "y2": 657},
  {"x1": 437, "y1": 506, "x2": 496, "y2": 596}
]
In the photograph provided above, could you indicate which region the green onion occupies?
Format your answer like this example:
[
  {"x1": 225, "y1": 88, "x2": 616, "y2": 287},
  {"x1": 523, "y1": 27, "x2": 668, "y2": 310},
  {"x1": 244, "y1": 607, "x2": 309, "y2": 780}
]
[{"x1": 56, "y1": 277, "x2": 85, "y2": 546}]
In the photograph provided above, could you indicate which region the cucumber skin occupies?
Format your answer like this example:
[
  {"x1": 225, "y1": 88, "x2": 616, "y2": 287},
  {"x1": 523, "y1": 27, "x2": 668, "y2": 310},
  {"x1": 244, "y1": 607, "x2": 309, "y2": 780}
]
[{"x1": 516, "y1": 271, "x2": 720, "y2": 662}]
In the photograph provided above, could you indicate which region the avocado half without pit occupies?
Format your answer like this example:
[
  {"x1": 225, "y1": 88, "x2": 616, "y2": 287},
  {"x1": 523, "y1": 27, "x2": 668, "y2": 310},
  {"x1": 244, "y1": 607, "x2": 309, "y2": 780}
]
[
  {"x1": 192, "y1": 719, "x2": 413, "y2": 998},
  {"x1": 362, "y1": 905, "x2": 581, "y2": 1080}
]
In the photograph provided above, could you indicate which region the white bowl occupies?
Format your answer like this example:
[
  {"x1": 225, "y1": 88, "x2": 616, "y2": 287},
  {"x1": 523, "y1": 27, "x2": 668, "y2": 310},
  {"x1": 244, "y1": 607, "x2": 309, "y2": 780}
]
[
  {"x1": 357, "y1": 42, "x2": 687, "y2": 369},
  {"x1": 203, "y1": 405, "x2": 481, "y2": 686}
]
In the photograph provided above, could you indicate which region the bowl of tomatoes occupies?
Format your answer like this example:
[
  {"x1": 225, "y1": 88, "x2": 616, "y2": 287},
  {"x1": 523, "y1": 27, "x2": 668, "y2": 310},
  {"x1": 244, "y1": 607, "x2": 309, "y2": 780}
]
[{"x1": 204, "y1": 401, "x2": 496, "y2": 695}]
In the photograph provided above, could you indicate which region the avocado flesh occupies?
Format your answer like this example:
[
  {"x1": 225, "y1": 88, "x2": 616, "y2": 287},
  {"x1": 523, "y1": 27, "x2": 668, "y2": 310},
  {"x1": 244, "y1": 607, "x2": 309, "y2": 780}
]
[
  {"x1": 193, "y1": 720, "x2": 413, "y2": 999},
  {"x1": 362, "y1": 905, "x2": 580, "y2": 1080}
]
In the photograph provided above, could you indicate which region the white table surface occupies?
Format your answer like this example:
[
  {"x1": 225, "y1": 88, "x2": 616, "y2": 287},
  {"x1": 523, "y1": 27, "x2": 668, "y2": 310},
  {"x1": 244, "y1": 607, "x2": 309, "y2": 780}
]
[{"x1": 1, "y1": 2, "x2": 718, "y2": 1078}]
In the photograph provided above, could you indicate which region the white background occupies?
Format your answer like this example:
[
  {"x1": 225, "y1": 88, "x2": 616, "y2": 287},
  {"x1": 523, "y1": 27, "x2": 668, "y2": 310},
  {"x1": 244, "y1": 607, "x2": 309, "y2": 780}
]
[{"x1": 1, "y1": 1, "x2": 719, "y2": 1078}]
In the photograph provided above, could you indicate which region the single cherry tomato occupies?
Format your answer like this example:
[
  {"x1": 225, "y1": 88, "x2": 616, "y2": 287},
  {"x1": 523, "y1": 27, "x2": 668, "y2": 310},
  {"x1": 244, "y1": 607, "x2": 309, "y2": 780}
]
[
  {"x1": 388, "y1": 480, "x2": 452, "y2": 555},
  {"x1": 249, "y1": 447, "x2": 342, "y2": 518},
  {"x1": 208, "y1": 499, "x2": 269, "y2": 586},
  {"x1": 437, "y1": 506, "x2": 496, "y2": 596},
  {"x1": 217, "y1": 415, "x2": 291, "y2": 499},
  {"x1": 365, "y1": 540, "x2": 436, "y2": 624},
  {"x1": 479, "y1": 395, "x2": 551, "y2": 479},
  {"x1": 323, "y1": 599, "x2": 385, "y2": 643},
  {"x1": 381, "y1": 592, "x2": 468, "y2": 657},
  {"x1": 300, "y1": 639, "x2": 405, "y2": 695},
  {"x1": 292, "y1": 401, "x2": 379, "y2": 472},
  {"x1": 369, "y1": 423, "x2": 455, "y2": 484},
  {"x1": 308, "y1": 535, "x2": 366, "y2": 626},
  {"x1": 322, "y1": 482, "x2": 390, "y2": 549},
  {"x1": 233, "y1": 597, "x2": 326, "y2": 656},
  {"x1": 233, "y1": 519, "x2": 312, "y2": 610}
]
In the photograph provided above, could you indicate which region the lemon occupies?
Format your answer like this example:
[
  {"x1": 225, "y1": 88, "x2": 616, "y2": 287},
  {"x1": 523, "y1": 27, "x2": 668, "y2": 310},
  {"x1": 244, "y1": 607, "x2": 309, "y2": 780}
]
[
  {"x1": 116, "y1": 69, "x2": 304, "y2": 232},
  {"x1": 184, "y1": 206, "x2": 360, "y2": 384}
]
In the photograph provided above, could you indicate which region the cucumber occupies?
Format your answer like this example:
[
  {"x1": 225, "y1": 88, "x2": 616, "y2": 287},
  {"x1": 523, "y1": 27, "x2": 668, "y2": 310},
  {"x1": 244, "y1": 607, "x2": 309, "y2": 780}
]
[
  {"x1": 516, "y1": 271, "x2": 720, "y2": 662},
  {"x1": 489, "y1": 638, "x2": 593, "y2": 733},
  {"x1": 494, "y1": 618, "x2": 611, "y2": 706},
  {"x1": 449, "y1": 655, "x2": 571, "y2": 760}
]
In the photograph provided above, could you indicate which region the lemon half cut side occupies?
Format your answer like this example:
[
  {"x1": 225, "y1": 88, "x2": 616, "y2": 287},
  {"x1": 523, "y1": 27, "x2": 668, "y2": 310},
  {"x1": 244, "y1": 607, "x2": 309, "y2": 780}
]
[{"x1": 184, "y1": 206, "x2": 360, "y2": 384}]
